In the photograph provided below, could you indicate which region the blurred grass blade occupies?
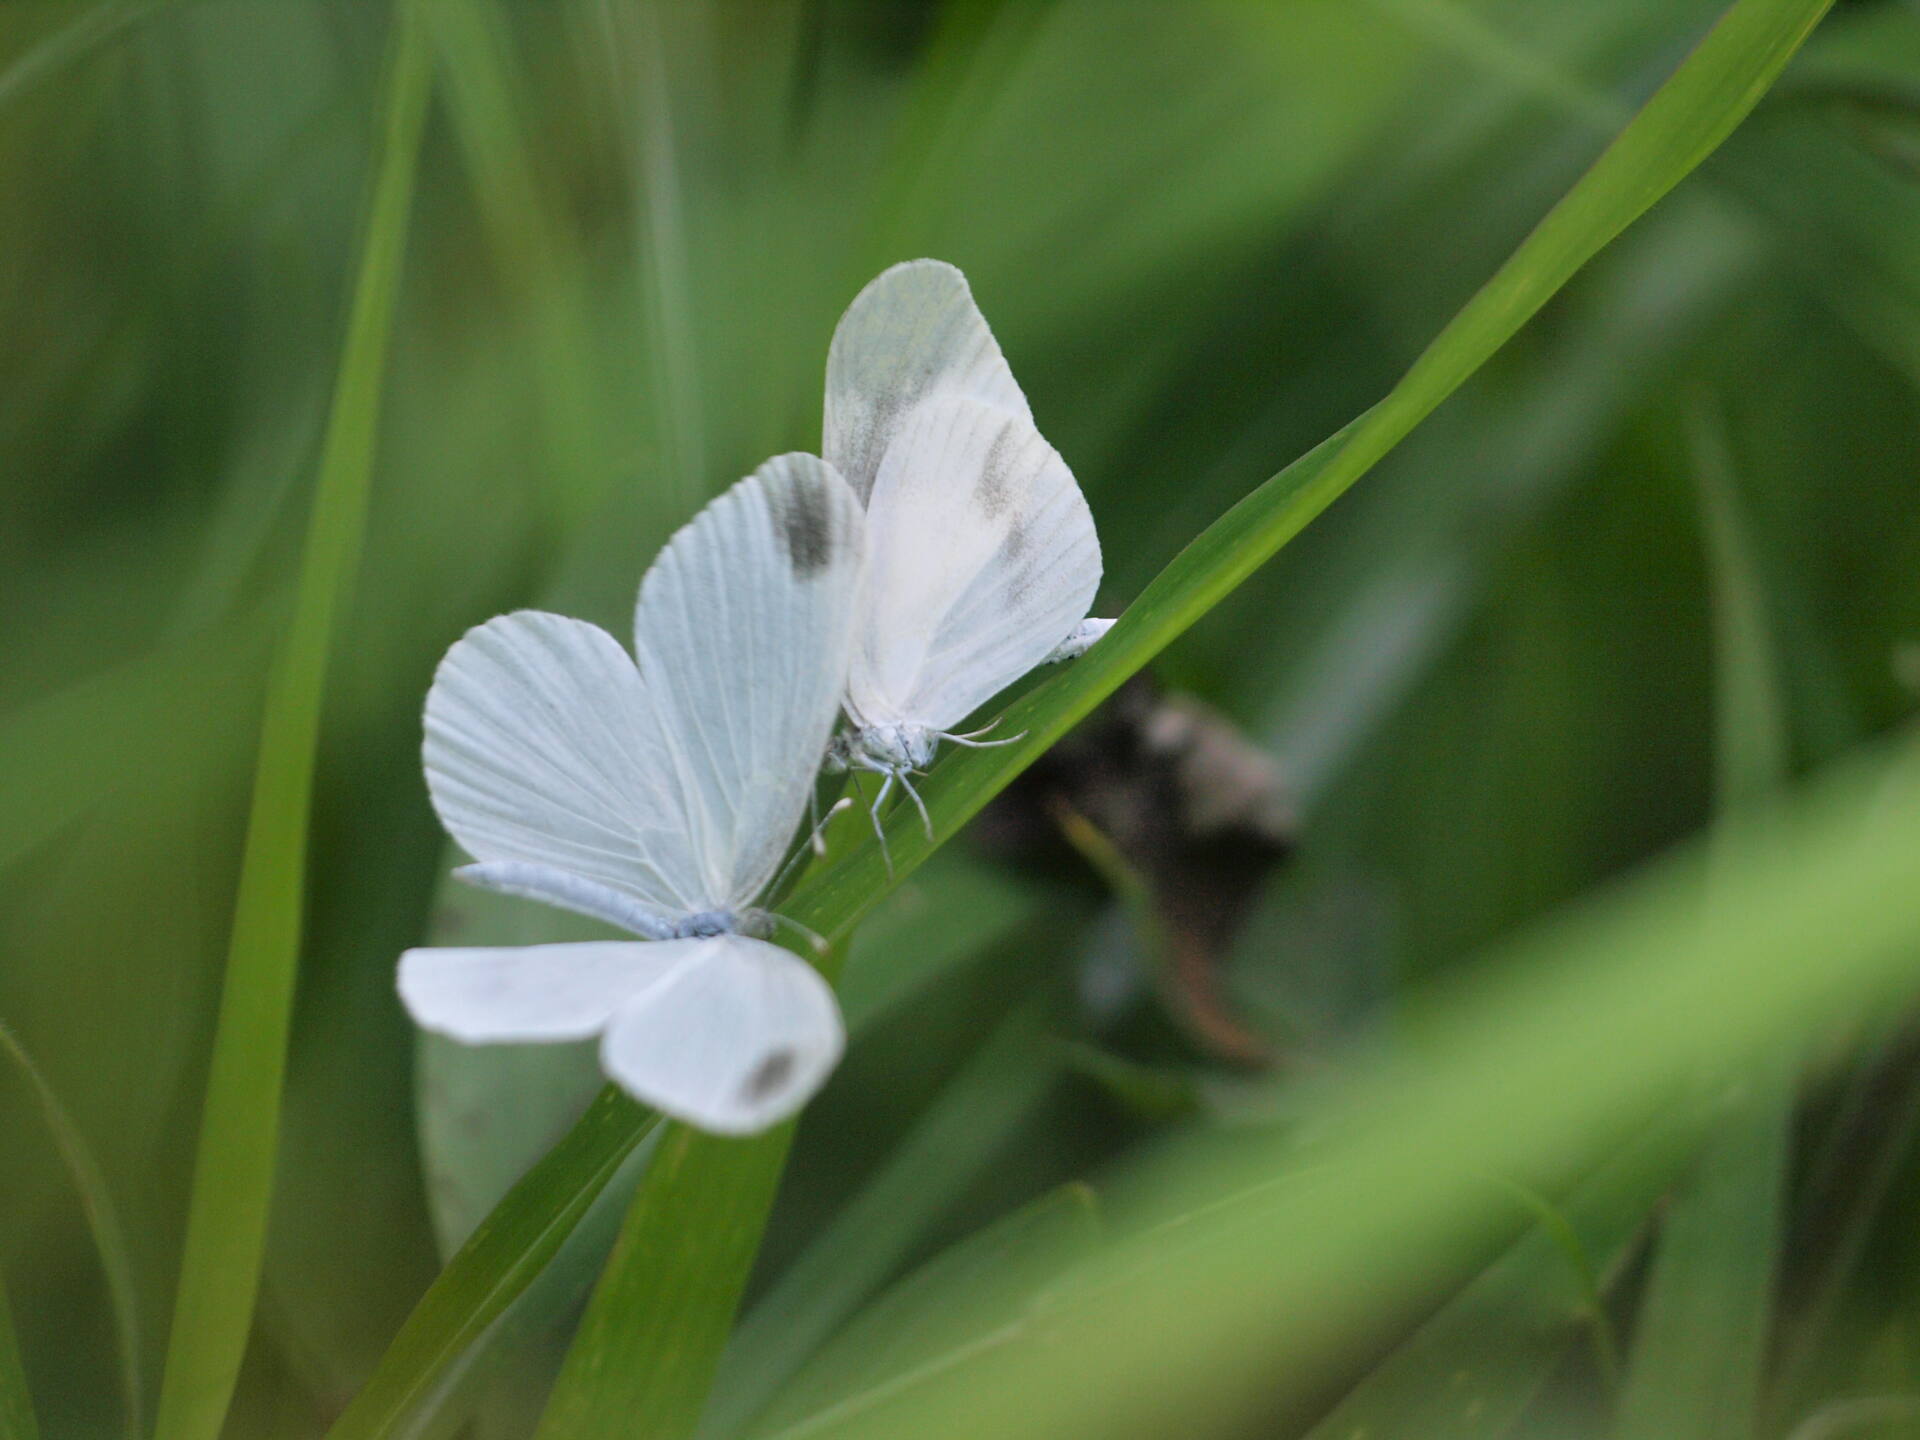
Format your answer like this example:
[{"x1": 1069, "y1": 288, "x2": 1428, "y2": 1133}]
[
  {"x1": 757, "y1": 1184, "x2": 1104, "y2": 1440},
  {"x1": 341, "y1": 0, "x2": 1830, "y2": 1432},
  {"x1": 1614, "y1": 1071, "x2": 1793, "y2": 1440},
  {"x1": 705, "y1": 1002, "x2": 1059, "y2": 1439},
  {"x1": 150, "y1": 11, "x2": 434, "y2": 1440},
  {"x1": 1612, "y1": 400, "x2": 1795, "y2": 1440},
  {"x1": 533, "y1": 1119, "x2": 805, "y2": 1440},
  {"x1": 0, "y1": 620, "x2": 270, "y2": 873},
  {"x1": 0, "y1": 1273, "x2": 37, "y2": 1440},
  {"x1": 1689, "y1": 401, "x2": 1791, "y2": 815},
  {"x1": 0, "y1": 1020, "x2": 142, "y2": 1440},
  {"x1": 792, "y1": 737, "x2": 1920, "y2": 1440},
  {"x1": 598, "y1": 0, "x2": 703, "y2": 509},
  {"x1": 1301, "y1": 1111, "x2": 1706, "y2": 1440},
  {"x1": 326, "y1": 1091, "x2": 659, "y2": 1440},
  {"x1": 429, "y1": 0, "x2": 608, "y2": 536},
  {"x1": 0, "y1": 0, "x2": 156, "y2": 111}
]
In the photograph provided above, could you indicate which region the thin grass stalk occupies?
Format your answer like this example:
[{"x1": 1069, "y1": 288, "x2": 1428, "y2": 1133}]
[{"x1": 149, "y1": 10, "x2": 433, "y2": 1440}]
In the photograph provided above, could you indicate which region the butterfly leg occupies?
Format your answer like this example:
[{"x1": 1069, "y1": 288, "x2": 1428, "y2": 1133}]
[
  {"x1": 896, "y1": 768, "x2": 935, "y2": 840},
  {"x1": 767, "y1": 909, "x2": 830, "y2": 956},
  {"x1": 862, "y1": 765, "x2": 897, "y2": 878}
]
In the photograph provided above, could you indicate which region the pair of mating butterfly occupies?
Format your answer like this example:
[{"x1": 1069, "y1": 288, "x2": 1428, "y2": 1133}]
[{"x1": 399, "y1": 261, "x2": 1109, "y2": 1135}]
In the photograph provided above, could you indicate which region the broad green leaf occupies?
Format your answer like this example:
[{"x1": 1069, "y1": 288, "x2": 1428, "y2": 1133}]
[
  {"x1": 1612, "y1": 401, "x2": 1795, "y2": 1440},
  {"x1": 0, "y1": 1020, "x2": 141, "y2": 1440},
  {"x1": 0, "y1": 1272, "x2": 39, "y2": 1440},
  {"x1": 341, "y1": 1, "x2": 1830, "y2": 1431},
  {"x1": 149, "y1": 10, "x2": 434, "y2": 1440},
  {"x1": 704, "y1": 1002, "x2": 1059, "y2": 1438},
  {"x1": 754, "y1": 1183, "x2": 1103, "y2": 1440}
]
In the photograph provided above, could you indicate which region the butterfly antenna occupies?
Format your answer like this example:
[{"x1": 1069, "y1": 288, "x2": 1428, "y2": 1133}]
[
  {"x1": 769, "y1": 797, "x2": 852, "y2": 899},
  {"x1": 939, "y1": 727, "x2": 1029, "y2": 751},
  {"x1": 896, "y1": 768, "x2": 935, "y2": 840},
  {"x1": 945, "y1": 716, "x2": 1004, "y2": 741},
  {"x1": 806, "y1": 791, "x2": 851, "y2": 857},
  {"x1": 769, "y1": 910, "x2": 830, "y2": 957}
]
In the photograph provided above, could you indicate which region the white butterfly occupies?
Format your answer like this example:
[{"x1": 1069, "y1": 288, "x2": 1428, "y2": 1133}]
[
  {"x1": 397, "y1": 455, "x2": 866, "y2": 1135},
  {"x1": 820, "y1": 260, "x2": 1111, "y2": 832}
]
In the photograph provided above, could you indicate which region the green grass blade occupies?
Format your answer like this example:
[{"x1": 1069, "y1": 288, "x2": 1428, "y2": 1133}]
[
  {"x1": 786, "y1": 735, "x2": 1920, "y2": 1440},
  {"x1": 149, "y1": 11, "x2": 434, "y2": 1440},
  {"x1": 597, "y1": 0, "x2": 704, "y2": 510},
  {"x1": 704, "y1": 1002, "x2": 1059, "y2": 1439},
  {"x1": 790, "y1": 0, "x2": 1835, "y2": 938},
  {"x1": 755, "y1": 1184, "x2": 1104, "y2": 1440},
  {"x1": 325, "y1": 1089, "x2": 660, "y2": 1440},
  {"x1": 1611, "y1": 400, "x2": 1796, "y2": 1440},
  {"x1": 0, "y1": 0, "x2": 157, "y2": 113},
  {"x1": 0, "y1": 1271, "x2": 40, "y2": 1440},
  {"x1": 0, "y1": 1020, "x2": 142, "y2": 1440},
  {"x1": 533, "y1": 1120, "x2": 804, "y2": 1440},
  {"x1": 429, "y1": 0, "x2": 609, "y2": 536},
  {"x1": 1690, "y1": 401, "x2": 1792, "y2": 816},
  {"x1": 1614, "y1": 1069, "x2": 1794, "y2": 1440},
  {"x1": 337, "y1": 1, "x2": 1828, "y2": 1430},
  {"x1": 1299, "y1": 1111, "x2": 1706, "y2": 1440}
]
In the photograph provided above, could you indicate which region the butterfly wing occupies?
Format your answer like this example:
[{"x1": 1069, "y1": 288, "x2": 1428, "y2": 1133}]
[
  {"x1": 399, "y1": 940, "x2": 695, "y2": 1043},
  {"x1": 424, "y1": 610, "x2": 710, "y2": 917},
  {"x1": 847, "y1": 397, "x2": 1100, "y2": 735},
  {"x1": 425, "y1": 458, "x2": 863, "y2": 920},
  {"x1": 824, "y1": 260, "x2": 1031, "y2": 504},
  {"x1": 399, "y1": 936, "x2": 845, "y2": 1134},
  {"x1": 599, "y1": 935, "x2": 845, "y2": 1134},
  {"x1": 630, "y1": 453, "x2": 865, "y2": 909}
]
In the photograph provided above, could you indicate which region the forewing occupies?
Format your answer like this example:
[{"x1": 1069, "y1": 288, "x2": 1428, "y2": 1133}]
[
  {"x1": 824, "y1": 259, "x2": 1031, "y2": 503},
  {"x1": 399, "y1": 941, "x2": 695, "y2": 1044},
  {"x1": 848, "y1": 398, "x2": 1100, "y2": 734},
  {"x1": 424, "y1": 611, "x2": 707, "y2": 913},
  {"x1": 599, "y1": 936, "x2": 845, "y2": 1135},
  {"x1": 631, "y1": 454, "x2": 865, "y2": 908}
]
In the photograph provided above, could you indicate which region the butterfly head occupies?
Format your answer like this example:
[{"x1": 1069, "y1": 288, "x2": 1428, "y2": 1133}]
[{"x1": 851, "y1": 722, "x2": 939, "y2": 775}]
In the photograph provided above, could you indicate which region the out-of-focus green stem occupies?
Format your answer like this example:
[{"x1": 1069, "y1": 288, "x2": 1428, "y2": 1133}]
[{"x1": 149, "y1": 9, "x2": 433, "y2": 1440}]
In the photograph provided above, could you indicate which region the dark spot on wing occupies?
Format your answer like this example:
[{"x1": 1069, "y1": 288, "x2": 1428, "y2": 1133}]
[
  {"x1": 975, "y1": 426, "x2": 1016, "y2": 520},
  {"x1": 742, "y1": 1048, "x2": 797, "y2": 1101},
  {"x1": 772, "y1": 476, "x2": 835, "y2": 577},
  {"x1": 1003, "y1": 514, "x2": 1028, "y2": 560},
  {"x1": 858, "y1": 392, "x2": 906, "y2": 486}
]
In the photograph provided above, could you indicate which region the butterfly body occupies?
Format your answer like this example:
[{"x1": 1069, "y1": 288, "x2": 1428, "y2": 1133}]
[{"x1": 828, "y1": 722, "x2": 941, "y2": 776}]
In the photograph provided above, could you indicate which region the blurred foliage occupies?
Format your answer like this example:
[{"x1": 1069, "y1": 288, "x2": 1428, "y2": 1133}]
[{"x1": 3, "y1": 1, "x2": 1919, "y2": 1438}]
